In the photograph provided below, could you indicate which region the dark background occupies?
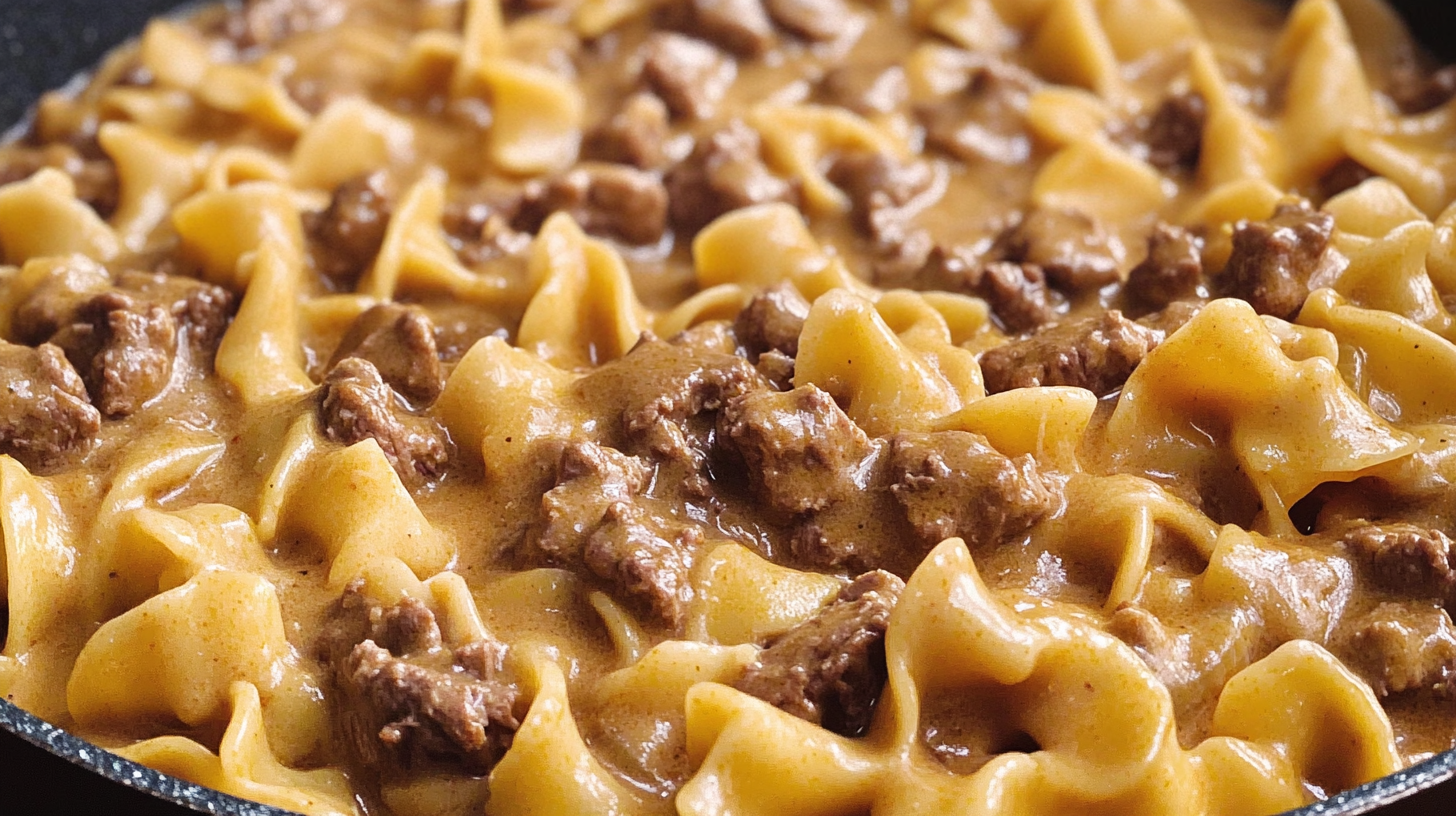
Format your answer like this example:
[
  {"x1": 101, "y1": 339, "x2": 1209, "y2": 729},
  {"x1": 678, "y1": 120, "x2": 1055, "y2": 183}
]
[{"x1": 2, "y1": 0, "x2": 1456, "y2": 814}]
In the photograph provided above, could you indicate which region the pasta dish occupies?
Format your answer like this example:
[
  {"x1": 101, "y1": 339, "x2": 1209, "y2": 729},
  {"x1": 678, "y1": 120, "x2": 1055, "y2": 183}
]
[{"x1": 2, "y1": 0, "x2": 1455, "y2": 813}]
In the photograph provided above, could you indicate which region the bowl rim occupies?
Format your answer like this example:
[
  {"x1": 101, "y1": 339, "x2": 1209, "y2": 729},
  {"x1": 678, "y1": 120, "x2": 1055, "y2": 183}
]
[{"x1": 3, "y1": 696, "x2": 1453, "y2": 815}]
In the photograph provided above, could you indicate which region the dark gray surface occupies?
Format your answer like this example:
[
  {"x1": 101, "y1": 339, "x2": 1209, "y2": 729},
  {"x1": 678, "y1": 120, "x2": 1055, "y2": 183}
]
[{"x1": 0, "y1": 0, "x2": 1454, "y2": 814}]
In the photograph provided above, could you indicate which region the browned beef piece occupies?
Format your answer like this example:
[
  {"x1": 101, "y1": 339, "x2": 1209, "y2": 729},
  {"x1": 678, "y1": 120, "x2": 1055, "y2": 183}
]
[
  {"x1": 666, "y1": 121, "x2": 797, "y2": 235},
  {"x1": 1339, "y1": 523, "x2": 1456, "y2": 602},
  {"x1": 442, "y1": 192, "x2": 531, "y2": 266},
  {"x1": 18, "y1": 264, "x2": 232, "y2": 353},
  {"x1": 756, "y1": 349, "x2": 796, "y2": 390},
  {"x1": 717, "y1": 385, "x2": 875, "y2": 515},
  {"x1": 329, "y1": 304, "x2": 445, "y2": 406},
  {"x1": 0, "y1": 143, "x2": 119, "y2": 218},
  {"x1": 828, "y1": 151, "x2": 937, "y2": 244},
  {"x1": 641, "y1": 33, "x2": 736, "y2": 121},
  {"x1": 534, "y1": 441, "x2": 701, "y2": 628},
  {"x1": 979, "y1": 309, "x2": 1161, "y2": 396},
  {"x1": 675, "y1": 0, "x2": 776, "y2": 56},
  {"x1": 584, "y1": 501, "x2": 699, "y2": 628},
  {"x1": 0, "y1": 341, "x2": 101, "y2": 468},
  {"x1": 17, "y1": 267, "x2": 234, "y2": 417},
  {"x1": 49, "y1": 292, "x2": 177, "y2": 417},
  {"x1": 321, "y1": 584, "x2": 518, "y2": 776},
  {"x1": 1217, "y1": 202, "x2": 1333, "y2": 320},
  {"x1": 113, "y1": 271, "x2": 236, "y2": 351},
  {"x1": 1126, "y1": 223, "x2": 1204, "y2": 310},
  {"x1": 222, "y1": 0, "x2": 347, "y2": 49},
  {"x1": 919, "y1": 59, "x2": 1036, "y2": 166},
  {"x1": 1317, "y1": 158, "x2": 1375, "y2": 202},
  {"x1": 515, "y1": 164, "x2": 669, "y2": 245},
  {"x1": 320, "y1": 357, "x2": 450, "y2": 488},
  {"x1": 735, "y1": 570, "x2": 904, "y2": 736},
  {"x1": 1143, "y1": 92, "x2": 1206, "y2": 172},
  {"x1": 974, "y1": 261, "x2": 1060, "y2": 333},
  {"x1": 764, "y1": 0, "x2": 851, "y2": 41},
  {"x1": 887, "y1": 431, "x2": 1058, "y2": 548},
  {"x1": 307, "y1": 173, "x2": 393, "y2": 285},
  {"x1": 909, "y1": 245, "x2": 1060, "y2": 334},
  {"x1": 577, "y1": 335, "x2": 768, "y2": 487},
  {"x1": 1342, "y1": 602, "x2": 1456, "y2": 698},
  {"x1": 1387, "y1": 64, "x2": 1456, "y2": 115},
  {"x1": 584, "y1": 93, "x2": 672, "y2": 170},
  {"x1": 537, "y1": 440, "x2": 653, "y2": 563},
  {"x1": 827, "y1": 151, "x2": 938, "y2": 281},
  {"x1": 820, "y1": 63, "x2": 908, "y2": 116},
  {"x1": 992, "y1": 207, "x2": 1120, "y2": 291},
  {"x1": 734, "y1": 282, "x2": 810, "y2": 361}
]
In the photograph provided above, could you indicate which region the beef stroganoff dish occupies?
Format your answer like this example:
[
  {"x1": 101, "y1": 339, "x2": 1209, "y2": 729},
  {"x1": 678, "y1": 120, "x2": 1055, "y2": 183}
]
[{"x1": 4, "y1": 0, "x2": 1456, "y2": 813}]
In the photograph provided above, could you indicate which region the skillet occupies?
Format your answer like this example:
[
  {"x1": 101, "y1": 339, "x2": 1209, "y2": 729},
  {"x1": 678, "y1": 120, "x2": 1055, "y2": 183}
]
[{"x1": 0, "y1": 1, "x2": 1453, "y2": 813}]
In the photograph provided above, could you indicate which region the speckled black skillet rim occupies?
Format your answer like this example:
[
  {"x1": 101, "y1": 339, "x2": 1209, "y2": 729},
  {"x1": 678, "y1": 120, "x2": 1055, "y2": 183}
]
[
  {"x1": 0, "y1": 0, "x2": 1455, "y2": 814},
  {"x1": 3, "y1": 694, "x2": 1454, "y2": 816},
  {"x1": 0, "y1": 699, "x2": 296, "y2": 815}
]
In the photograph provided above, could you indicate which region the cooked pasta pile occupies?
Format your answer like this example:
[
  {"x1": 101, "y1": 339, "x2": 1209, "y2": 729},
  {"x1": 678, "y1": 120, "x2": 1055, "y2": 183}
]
[{"x1": 2, "y1": 0, "x2": 1456, "y2": 813}]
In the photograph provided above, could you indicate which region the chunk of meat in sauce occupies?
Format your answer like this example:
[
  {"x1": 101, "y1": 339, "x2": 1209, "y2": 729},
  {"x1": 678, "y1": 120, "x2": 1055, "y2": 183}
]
[
  {"x1": 828, "y1": 152, "x2": 936, "y2": 237},
  {"x1": 641, "y1": 33, "x2": 736, "y2": 121},
  {"x1": 0, "y1": 143, "x2": 119, "y2": 218},
  {"x1": 321, "y1": 585, "x2": 519, "y2": 775},
  {"x1": 673, "y1": 0, "x2": 776, "y2": 57},
  {"x1": 516, "y1": 164, "x2": 669, "y2": 245},
  {"x1": 306, "y1": 173, "x2": 393, "y2": 285},
  {"x1": 763, "y1": 0, "x2": 852, "y2": 41},
  {"x1": 0, "y1": 341, "x2": 101, "y2": 469},
  {"x1": 1125, "y1": 223, "x2": 1205, "y2": 311},
  {"x1": 887, "y1": 431, "x2": 1059, "y2": 548},
  {"x1": 319, "y1": 357, "x2": 450, "y2": 488},
  {"x1": 50, "y1": 292, "x2": 176, "y2": 417},
  {"x1": 534, "y1": 440, "x2": 701, "y2": 628},
  {"x1": 827, "y1": 151, "x2": 939, "y2": 273},
  {"x1": 666, "y1": 120, "x2": 798, "y2": 235},
  {"x1": 820, "y1": 63, "x2": 908, "y2": 116},
  {"x1": 442, "y1": 192, "x2": 531, "y2": 266},
  {"x1": 1339, "y1": 522, "x2": 1456, "y2": 602},
  {"x1": 584, "y1": 93, "x2": 672, "y2": 170},
  {"x1": 1341, "y1": 602, "x2": 1456, "y2": 698},
  {"x1": 734, "y1": 282, "x2": 810, "y2": 361},
  {"x1": 537, "y1": 440, "x2": 652, "y2": 563},
  {"x1": 909, "y1": 247, "x2": 1059, "y2": 333},
  {"x1": 979, "y1": 309, "x2": 1162, "y2": 396},
  {"x1": 579, "y1": 336, "x2": 768, "y2": 485},
  {"x1": 584, "y1": 501, "x2": 700, "y2": 628},
  {"x1": 115, "y1": 271, "x2": 236, "y2": 351},
  {"x1": 717, "y1": 384, "x2": 875, "y2": 515},
  {"x1": 919, "y1": 58, "x2": 1036, "y2": 166},
  {"x1": 329, "y1": 304, "x2": 445, "y2": 406},
  {"x1": 1217, "y1": 201, "x2": 1334, "y2": 320},
  {"x1": 15, "y1": 264, "x2": 235, "y2": 418},
  {"x1": 1143, "y1": 92, "x2": 1206, "y2": 172},
  {"x1": 735, "y1": 570, "x2": 904, "y2": 737},
  {"x1": 992, "y1": 207, "x2": 1121, "y2": 292}
]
